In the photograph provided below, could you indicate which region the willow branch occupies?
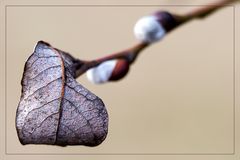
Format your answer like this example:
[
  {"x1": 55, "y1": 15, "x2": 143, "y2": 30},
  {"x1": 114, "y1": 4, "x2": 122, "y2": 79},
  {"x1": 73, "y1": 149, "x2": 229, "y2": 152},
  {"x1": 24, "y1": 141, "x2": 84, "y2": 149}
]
[{"x1": 74, "y1": 0, "x2": 238, "y2": 78}]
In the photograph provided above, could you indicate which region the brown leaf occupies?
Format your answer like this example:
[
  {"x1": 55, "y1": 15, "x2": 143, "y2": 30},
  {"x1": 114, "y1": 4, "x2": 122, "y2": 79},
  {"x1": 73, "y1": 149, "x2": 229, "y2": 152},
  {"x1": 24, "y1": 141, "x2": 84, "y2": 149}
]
[{"x1": 16, "y1": 41, "x2": 108, "y2": 146}]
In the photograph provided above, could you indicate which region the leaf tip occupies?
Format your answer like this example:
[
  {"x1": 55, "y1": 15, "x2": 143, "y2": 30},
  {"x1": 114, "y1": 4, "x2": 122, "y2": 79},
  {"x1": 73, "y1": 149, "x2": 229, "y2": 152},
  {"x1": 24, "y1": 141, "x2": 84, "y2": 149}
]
[{"x1": 34, "y1": 40, "x2": 51, "y2": 52}]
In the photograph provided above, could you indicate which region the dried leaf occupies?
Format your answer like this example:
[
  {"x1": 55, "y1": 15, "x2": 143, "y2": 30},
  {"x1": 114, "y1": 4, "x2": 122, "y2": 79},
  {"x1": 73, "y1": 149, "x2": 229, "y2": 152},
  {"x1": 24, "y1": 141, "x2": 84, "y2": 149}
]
[{"x1": 16, "y1": 41, "x2": 108, "y2": 146}]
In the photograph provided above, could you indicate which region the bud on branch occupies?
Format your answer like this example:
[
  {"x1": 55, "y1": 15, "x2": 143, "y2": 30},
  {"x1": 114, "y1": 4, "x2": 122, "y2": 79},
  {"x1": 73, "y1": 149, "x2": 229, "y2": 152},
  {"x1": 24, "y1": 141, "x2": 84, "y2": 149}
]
[{"x1": 81, "y1": 0, "x2": 238, "y2": 84}]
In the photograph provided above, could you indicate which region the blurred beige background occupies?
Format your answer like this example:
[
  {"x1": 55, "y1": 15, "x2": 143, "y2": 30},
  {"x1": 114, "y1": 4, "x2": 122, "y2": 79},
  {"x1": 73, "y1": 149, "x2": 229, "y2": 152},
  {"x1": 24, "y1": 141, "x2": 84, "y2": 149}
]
[{"x1": 1, "y1": 0, "x2": 240, "y2": 160}]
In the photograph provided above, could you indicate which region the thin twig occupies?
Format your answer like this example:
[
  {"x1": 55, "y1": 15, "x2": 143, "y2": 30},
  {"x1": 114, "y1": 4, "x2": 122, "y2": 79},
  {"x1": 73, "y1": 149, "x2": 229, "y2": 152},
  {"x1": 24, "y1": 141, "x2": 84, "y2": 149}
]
[{"x1": 176, "y1": 0, "x2": 238, "y2": 23}]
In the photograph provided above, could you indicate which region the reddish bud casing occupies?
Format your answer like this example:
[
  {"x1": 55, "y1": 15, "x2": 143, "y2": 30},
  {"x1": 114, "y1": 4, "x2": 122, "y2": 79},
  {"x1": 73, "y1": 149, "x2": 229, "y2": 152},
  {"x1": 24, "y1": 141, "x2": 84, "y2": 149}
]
[
  {"x1": 109, "y1": 59, "x2": 129, "y2": 81},
  {"x1": 154, "y1": 11, "x2": 179, "y2": 32}
]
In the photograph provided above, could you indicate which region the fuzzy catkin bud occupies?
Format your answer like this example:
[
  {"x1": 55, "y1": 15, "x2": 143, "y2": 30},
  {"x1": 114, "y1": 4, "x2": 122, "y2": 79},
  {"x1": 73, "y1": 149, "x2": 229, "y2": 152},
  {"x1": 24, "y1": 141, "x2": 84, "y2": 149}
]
[
  {"x1": 86, "y1": 59, "x2": 130, "y2": 84},
  {"x1": 134, "y1": 15, "x2": 166, "y2": 43},
  {"x1": 134, "y1": 11, "x2": 178, "y2": 43},
  {"x1": 86, "y1": 60, "x2": 117, "y2": 84}
]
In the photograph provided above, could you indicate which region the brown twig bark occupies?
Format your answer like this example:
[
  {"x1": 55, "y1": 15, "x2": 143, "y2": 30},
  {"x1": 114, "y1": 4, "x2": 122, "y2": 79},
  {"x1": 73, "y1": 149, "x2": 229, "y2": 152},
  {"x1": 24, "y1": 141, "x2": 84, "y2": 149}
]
[{"x1": 176, "y1": 0, "x2": 238, "y2": 23}]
